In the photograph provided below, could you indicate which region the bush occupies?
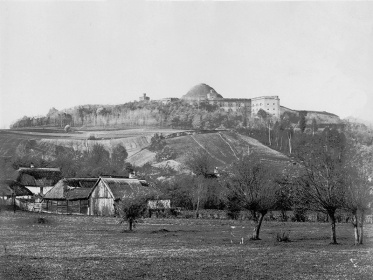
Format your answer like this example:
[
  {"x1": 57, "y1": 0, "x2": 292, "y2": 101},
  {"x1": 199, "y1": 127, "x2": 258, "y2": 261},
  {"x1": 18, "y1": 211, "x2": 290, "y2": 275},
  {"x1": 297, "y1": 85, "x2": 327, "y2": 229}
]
[
  {"x1": 35, "y1": 217, "x2": 48, "y2": 224},
  {"x1": 226, "y1": 195, "x2": 241, "y2": 220},
  {"x1": 276, "y1": 231, "x2": 291, "y2": 242},
  {"x1": 292, "y1": 208, "x2": 307, "y2": 222},
  {"x1": 87, "y1": 134, "x2": 96, "y2": 140}
]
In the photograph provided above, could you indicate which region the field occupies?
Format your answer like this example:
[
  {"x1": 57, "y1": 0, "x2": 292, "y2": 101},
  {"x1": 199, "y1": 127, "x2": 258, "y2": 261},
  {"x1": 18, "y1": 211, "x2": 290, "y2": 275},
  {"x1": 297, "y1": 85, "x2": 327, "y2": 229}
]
[{"x1": 1, "y1": 211, "x2": 372, "y2": 280}]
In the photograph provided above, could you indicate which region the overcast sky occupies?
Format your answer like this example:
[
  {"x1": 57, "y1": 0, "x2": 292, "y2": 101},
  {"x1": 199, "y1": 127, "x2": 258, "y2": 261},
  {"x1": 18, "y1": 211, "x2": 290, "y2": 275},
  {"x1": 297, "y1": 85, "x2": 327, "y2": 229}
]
[{"x1": 1, "y1": 1, "x2": 373, "y2": 129}]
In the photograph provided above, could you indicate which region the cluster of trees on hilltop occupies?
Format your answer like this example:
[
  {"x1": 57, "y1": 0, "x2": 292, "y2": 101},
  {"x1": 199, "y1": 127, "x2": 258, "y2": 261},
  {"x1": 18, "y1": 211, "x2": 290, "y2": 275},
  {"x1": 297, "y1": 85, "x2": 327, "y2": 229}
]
[
  {"x1": 11, "y1": 100, "x2": 249, "y2": 130},
  {"x1": 238, "y1": 109, "x2": 372, "y2": 156}
]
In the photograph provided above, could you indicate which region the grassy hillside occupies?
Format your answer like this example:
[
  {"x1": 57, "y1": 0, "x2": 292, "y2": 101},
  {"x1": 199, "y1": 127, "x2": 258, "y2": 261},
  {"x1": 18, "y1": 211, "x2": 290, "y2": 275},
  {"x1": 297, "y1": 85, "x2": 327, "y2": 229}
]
[
  {"x1": 280, "y1": 106, "x2": 341, "y2": 125},
  {"x1": 0, "y1": 128, "x2": 292, "y2": 178},
  {"x1": 126, "y1": 130, "x2": 290, "y2": 170}
]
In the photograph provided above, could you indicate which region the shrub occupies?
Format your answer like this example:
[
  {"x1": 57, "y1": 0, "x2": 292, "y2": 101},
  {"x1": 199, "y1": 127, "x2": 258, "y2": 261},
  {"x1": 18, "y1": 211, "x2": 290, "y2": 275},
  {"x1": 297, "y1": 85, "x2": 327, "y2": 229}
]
[
  {"x1": 276, "y1": 231, "x2": 291, "y2": 242},
  {"x1": 35, "y1": 217, "x2": 48, "y2": 224},
  {"x1": 292, "y1": 208, "x2": 307, "y2": 222},
  {"x1": 87, "y1": 134, "x2": 96, "y2": 140},
  {"x1": 118, "y1": 196, "x2": 148, "y2": 231}
]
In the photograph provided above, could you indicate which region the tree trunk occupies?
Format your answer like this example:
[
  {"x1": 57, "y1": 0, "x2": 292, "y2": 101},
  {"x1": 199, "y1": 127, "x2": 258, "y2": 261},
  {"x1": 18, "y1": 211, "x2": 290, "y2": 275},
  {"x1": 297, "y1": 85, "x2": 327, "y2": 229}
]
[
  {"x1": 251, "y1": 212, "x2": 266, "y2": 240},
  {"x1": 359, "y1": 210, "x2": 364, "y2": 245},
  {"x1": 328, "y1": 211, "x2": 338, "y2": 244},
  {"x1": 128, "y1": 219, "x2": 133, "y2": 231},
  {"x1": 195, "y1": 194, "x2": 200, "y2": 219},
  {"x1": 352, "y1": 211, "x2": 359, "y2": 245},
  {"x1": 268, "y1": 124, "x2": 272, "y2": 146}
]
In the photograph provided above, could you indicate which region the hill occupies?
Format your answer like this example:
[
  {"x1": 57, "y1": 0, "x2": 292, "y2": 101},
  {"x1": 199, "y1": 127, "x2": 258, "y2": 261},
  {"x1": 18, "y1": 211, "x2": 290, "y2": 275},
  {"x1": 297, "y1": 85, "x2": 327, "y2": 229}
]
[
  {"x1": 181, "y1": 83, "x2": 223, "y2": 100},
  {"x1": 280, "y1": 106, "x2": 341, "y2": 126},
  {"x1": 0, "y1": 128, "x2": 292, "y2": 179}
]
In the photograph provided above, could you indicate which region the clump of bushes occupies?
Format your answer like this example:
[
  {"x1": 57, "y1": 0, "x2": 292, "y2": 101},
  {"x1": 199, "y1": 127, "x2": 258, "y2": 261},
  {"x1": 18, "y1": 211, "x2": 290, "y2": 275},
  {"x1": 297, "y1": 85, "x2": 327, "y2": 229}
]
[
  {"x1": 276, "y1": 231, "x2": 291, "y2": 242},
  {"x1": 35, "y1": 217, "x2": 48, "y2": 224},
  {"x1": 87, "y1": 134, "x2": 97, "y2": 140},
  {"x1": 292, "y1": 208, "x2": 307, "y2": 222}
]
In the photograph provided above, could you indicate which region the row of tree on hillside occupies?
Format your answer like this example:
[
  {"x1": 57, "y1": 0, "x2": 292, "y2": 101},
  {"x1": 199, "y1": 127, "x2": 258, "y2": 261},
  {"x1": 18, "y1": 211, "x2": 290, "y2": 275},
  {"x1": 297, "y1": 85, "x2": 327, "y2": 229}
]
[
  {"x1": 12, "y1": 143, "x2": 132, "y2": 178},
  {"x1": 11, "y1": 100, "x2": 249, "y2": 129},
  {"x1": 238, "y1": 110, "x2": 372, "y2": 156}
]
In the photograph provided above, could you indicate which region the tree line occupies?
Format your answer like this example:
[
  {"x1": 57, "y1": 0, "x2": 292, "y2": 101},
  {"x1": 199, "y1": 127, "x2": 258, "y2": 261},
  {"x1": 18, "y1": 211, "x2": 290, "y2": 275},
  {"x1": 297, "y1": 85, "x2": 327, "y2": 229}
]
[{"x1": 136, "y1": 123, "x2": 373, "y2": 244}]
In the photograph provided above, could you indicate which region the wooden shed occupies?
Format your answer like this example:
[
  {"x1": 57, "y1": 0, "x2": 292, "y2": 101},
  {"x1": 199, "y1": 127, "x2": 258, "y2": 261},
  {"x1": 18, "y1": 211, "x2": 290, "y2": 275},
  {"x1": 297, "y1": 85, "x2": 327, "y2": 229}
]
[
  {"x1": 43, "y1": 178, "x2": 98, "y2": 214},
  {"x1": 89, "y1": 177, "x2": 158, "y2": 216}
]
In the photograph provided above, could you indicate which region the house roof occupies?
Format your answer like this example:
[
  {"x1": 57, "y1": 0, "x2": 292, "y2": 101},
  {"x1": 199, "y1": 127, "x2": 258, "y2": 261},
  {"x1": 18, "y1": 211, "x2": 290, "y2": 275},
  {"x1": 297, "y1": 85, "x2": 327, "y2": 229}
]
[
  {"x1": 98, "y1": 177, "x2": 160, "y2": 200},
  {"x1": 17, "y1": 167, "x2": 62, "y2": 187},
  {"x1": 0, "y1": 180, "x2": 33, "y2": 196},
  {"x1": 43, "y1": 178, "x2": 98, "y2": 201}
]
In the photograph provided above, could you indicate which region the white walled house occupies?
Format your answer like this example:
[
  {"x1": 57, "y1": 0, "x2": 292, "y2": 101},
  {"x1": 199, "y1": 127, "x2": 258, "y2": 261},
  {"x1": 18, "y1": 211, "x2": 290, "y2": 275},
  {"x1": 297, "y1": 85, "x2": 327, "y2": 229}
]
[{"x1": 16, "y1": 167, "x2": 62, "y2": 195}]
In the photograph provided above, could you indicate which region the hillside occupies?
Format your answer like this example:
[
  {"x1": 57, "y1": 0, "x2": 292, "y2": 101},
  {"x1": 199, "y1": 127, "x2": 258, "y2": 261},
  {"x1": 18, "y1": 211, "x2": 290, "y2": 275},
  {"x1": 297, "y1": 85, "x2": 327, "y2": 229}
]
[
  {"x1": 0, "y1": 128, "x2": 292, "y2": 179},
  {"x1": 281, "y1": 106, "x2": 341, "y2": 125}
]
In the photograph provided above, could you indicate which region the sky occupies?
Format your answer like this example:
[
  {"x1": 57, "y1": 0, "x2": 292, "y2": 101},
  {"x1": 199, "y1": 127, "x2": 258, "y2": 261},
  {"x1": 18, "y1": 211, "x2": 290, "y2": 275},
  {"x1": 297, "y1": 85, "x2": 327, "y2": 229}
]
[{"x1": 1, "y1": 1, "x2": 373, "y2": 129}]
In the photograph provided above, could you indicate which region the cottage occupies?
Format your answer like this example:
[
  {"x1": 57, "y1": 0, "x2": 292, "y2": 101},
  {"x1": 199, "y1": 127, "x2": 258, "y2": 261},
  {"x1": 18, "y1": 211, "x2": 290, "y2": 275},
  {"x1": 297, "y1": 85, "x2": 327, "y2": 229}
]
[
  {"x1": 43, "y1": 178, "x2": 98, "y2": 214},
  {"x1": 0, "y1": 179, "x2": 33, "y2": 206},
  {"x1": 16, "y1": 167, "x2": 62, "y2": 195},
  {"x1": 89, "y1": 177, "x2": 158, "y2": 216},
  {"x1": 0, "y1": 180, "x2": 33, "y2": 198}
]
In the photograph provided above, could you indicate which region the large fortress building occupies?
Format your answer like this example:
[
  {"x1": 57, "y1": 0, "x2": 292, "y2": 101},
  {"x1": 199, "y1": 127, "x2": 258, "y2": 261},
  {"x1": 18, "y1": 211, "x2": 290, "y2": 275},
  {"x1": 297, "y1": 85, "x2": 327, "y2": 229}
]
[{"x1": 181, "y1": 84, "x2": 280, "y2": 118}]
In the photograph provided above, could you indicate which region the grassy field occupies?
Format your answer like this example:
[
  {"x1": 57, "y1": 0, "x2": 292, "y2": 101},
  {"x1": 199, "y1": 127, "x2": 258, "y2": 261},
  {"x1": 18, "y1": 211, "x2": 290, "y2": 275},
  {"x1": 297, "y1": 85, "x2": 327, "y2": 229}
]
[{"x1": 0, "y1": 211, "x2": 372, "y2": 280}]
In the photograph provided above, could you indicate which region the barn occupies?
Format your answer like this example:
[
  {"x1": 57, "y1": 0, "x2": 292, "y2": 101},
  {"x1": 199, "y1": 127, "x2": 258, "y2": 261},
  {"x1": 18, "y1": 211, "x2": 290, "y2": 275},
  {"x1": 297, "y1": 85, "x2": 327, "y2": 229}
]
[
  {"x1": 89, "y1": 177, "x2": 158, "y2": 216},
  {"x1": 43, "y1": 178, "x2": 98, "y2": 214}
]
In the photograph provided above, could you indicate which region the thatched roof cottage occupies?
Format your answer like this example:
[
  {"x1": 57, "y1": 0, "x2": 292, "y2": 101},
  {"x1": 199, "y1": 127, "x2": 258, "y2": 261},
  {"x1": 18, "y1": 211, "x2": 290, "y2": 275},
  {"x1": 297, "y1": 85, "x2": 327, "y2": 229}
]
[
  {"x1": 43, "y1": 178, "x2": 98, "y2": 214},
  {"x1": 16, "y1": 167, "x2": 62, "y2": 195}
]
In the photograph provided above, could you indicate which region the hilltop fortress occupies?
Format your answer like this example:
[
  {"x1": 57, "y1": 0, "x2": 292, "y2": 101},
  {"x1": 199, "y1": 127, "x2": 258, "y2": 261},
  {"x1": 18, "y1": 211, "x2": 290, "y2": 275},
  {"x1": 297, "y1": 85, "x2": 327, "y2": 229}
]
[{"x1": 147, "y1": 83, "x2": 280, "y2": 118}]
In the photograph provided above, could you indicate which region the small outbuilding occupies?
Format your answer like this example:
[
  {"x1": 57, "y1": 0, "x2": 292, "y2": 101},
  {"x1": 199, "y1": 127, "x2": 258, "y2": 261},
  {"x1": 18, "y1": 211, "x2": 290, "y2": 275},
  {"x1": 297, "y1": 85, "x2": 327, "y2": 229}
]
[
  {"x1": 89, "y1": 177, "x2": 158, "y2": 216},
  {"x1": 43, "y1": 178, "x2": 98, "y2": 214}
]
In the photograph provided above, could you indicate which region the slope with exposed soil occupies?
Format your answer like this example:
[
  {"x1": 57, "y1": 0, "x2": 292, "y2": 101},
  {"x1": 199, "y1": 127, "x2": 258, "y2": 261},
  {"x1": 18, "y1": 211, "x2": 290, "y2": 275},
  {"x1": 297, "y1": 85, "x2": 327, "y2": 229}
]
[{"x1": 0, "y1": 128, "x2": 293, "y2": 178}]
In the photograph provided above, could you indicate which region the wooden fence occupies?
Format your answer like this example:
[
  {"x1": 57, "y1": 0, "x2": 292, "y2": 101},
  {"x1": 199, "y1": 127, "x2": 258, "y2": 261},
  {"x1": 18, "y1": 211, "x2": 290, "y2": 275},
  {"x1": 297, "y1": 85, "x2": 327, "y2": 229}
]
[{"x1": 13, "y1": 199, "x2": 89, "y2": 215}]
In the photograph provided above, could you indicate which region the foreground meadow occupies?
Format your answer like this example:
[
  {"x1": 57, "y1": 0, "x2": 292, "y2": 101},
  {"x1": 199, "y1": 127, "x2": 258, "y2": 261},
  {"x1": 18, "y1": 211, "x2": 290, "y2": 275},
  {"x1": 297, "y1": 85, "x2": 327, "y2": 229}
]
[{"x1": 0, "y1": 211, "x2": 372, "y2": 280}]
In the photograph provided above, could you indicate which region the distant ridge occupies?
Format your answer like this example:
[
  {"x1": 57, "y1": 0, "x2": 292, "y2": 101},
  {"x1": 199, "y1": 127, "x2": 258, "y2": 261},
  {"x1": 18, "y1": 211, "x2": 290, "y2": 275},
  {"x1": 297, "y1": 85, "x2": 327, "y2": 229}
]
[{"x1": 181, "y1": 83, "x2": 223, "y2": 100}]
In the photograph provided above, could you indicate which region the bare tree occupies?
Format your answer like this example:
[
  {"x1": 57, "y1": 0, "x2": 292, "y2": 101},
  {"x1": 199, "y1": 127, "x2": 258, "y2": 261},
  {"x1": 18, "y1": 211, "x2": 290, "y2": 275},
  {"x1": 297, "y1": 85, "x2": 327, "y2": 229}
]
[
  {"x1": 311, "y1": 118, "x2": 318, "y2": 136},
  {"x1": 343, "y1": 129, "x2": 373, "y2": 245},
  {"x1": 184, "y1": 149, "x2": 215, "y2": 178},
  {"x1": 226, "y1": 155, "x2": 280, "y2": 240},
  {"x1": 295, "y1": 131, "x2": 346, "y2": 244}
]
